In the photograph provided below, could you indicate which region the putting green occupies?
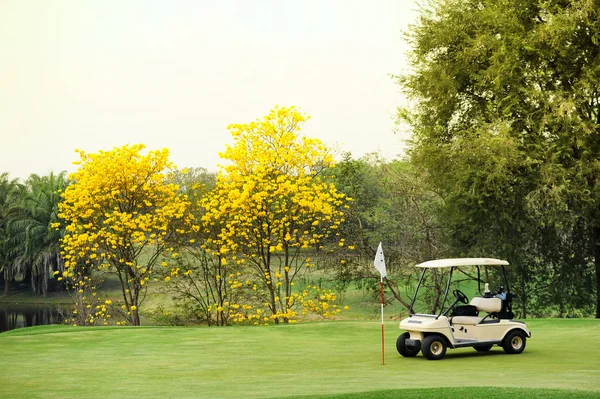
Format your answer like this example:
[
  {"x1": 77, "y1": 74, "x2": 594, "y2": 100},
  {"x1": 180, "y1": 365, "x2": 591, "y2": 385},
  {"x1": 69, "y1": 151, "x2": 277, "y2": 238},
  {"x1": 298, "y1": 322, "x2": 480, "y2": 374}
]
[{"x1": 0, "y1": 319, "x2": 598, "y2": 398}]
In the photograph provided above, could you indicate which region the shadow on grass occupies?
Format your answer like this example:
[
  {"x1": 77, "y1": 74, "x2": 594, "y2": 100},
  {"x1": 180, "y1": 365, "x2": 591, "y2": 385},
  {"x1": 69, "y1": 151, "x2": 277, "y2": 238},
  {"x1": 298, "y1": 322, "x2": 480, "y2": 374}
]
[
  {"x1": 441, "y1": 349, "x2": 506, "y2": 360},
  {"x1": 401, "y1": 348, "x2": 530, "y2": 361}
]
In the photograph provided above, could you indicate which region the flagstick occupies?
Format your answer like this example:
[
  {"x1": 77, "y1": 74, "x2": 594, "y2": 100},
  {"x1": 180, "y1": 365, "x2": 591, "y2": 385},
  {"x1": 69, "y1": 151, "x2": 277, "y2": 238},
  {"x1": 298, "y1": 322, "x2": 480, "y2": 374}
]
[
  {"x1": 374, "y1": 242, "x2": 386, "y2": 366},
  {"x1": 380, "y1": 276, "x2": 385, "y2": 365}
]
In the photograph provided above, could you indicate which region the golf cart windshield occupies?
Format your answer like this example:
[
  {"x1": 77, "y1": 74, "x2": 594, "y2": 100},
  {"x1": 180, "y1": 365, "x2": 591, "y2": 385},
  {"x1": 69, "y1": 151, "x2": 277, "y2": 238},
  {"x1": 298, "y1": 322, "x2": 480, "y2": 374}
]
[{"x1": 409, "y1": 258, "x2": 511, "y2": 318}]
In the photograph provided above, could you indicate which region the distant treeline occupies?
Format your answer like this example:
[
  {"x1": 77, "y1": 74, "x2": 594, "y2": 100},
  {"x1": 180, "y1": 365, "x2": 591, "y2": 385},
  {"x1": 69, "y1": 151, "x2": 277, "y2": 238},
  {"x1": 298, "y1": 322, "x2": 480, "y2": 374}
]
[{"x1": 2, "y1": 151, "x2": 598, "y2": 319}]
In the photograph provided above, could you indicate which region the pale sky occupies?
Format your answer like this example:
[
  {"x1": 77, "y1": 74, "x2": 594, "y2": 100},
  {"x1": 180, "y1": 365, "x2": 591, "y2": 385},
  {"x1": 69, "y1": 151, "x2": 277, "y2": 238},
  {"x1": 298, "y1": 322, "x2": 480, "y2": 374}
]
[{"x1": 0, "y1": 0, "x2": 419, "y2": 179}]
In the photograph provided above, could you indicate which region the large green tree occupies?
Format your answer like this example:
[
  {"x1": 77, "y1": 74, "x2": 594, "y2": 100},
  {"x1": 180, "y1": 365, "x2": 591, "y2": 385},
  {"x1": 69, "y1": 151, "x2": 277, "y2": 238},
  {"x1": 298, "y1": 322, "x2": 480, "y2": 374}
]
[
  {"x1": 331, "y1": 154, "x2": 451, "y2": 312},
  {"x1": 400, "y1": 0, "x2": 600, "y2": 317}
]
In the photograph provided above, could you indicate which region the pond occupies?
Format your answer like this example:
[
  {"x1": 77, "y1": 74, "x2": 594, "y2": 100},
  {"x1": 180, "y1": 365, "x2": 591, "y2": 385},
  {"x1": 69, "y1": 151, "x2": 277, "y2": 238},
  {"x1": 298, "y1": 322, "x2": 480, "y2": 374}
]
[{"x1": 0, "y1": 305, "x2": 65, "y2": 333}]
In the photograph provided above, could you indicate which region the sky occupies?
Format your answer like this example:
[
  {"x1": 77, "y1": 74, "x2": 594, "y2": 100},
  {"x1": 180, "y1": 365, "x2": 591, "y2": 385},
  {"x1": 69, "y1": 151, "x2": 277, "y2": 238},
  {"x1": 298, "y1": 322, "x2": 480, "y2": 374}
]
[{"x1": 0, "y1": 0, "x2": 419, "y2": 179}]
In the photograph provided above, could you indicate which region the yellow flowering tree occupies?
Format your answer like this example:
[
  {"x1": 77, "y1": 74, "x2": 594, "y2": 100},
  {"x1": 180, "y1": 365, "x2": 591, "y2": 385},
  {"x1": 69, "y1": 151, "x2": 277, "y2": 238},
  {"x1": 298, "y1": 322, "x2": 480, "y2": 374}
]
[
  {"x1": 159, "y1": 170, "x2": 238, "y2": 326},
  {"x1": 201, "y1": 106, "x2": 348, "y2": 324},
  {"x1": 58, "y1": 144, "x2": 191, "y2": 325}
]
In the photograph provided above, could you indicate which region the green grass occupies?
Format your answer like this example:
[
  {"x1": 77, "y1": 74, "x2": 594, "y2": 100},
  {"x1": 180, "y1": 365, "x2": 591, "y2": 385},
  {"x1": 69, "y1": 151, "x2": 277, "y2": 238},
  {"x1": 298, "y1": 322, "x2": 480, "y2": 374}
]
[
  {"x1": 0, "y1": 276, "x2": 124, "y2": 305},
  {"x1": 1, "y1": 319, "x2": 599, "y2": 398},
  {"x1": 286, "y1": 387, "x2": 599, "y2": 399},
  {"x1": 0, "y1": 289, "x2": 72, "y2": 304},
  {"x1": 0, "y1": 275, "x2": 165, "y2": 311}
]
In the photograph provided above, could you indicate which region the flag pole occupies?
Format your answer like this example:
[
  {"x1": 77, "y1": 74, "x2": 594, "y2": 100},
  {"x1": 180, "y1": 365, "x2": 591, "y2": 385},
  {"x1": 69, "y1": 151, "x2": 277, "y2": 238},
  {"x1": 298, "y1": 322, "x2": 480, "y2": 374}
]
[
  {"x1": 380, "y1": 275, "x2": 385, "y2": 365},
  {"x1": 374, "y1": 242, "x2": 386, "y2": 366}
]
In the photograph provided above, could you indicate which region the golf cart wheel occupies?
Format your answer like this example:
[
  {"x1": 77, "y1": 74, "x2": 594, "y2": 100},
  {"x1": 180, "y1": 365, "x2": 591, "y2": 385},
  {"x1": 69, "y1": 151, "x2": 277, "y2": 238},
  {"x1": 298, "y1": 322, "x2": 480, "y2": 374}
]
[
  {"x1": 396, "y1": 332, "x2": 420, "y2": 357},
  {"x1": 502, "y1": 330, "x2": 527, "y2": 354},
  {"x1": 421, "y1": 335, "x2": 447, "y2": 360},
  {"x1": 474, "y1": 345, "x2": 493, "y2": 352}
]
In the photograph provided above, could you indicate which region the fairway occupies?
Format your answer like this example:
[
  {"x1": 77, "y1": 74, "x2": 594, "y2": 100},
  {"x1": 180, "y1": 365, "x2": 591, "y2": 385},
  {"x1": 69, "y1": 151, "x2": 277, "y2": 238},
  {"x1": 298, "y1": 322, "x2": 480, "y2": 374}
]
[{"x1": 1, "y1": 319, "x2": 599, "y2": 398}]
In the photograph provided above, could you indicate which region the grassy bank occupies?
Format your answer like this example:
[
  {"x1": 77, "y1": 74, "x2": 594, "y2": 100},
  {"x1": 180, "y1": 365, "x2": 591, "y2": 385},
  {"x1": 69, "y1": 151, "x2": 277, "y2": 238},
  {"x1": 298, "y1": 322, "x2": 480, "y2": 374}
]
[
  {"x1": 0, "y1": 276, "x2": 405, "y2": 323},
  {"x1": 0, "y1": 277, "x2": 124, "y2": 305},
  {"x1": 1, "y1": 319, "x2": 598, "y2": 398},
  {"x1": 0, "y1": 289, "x2": 72, "y2": 304}
]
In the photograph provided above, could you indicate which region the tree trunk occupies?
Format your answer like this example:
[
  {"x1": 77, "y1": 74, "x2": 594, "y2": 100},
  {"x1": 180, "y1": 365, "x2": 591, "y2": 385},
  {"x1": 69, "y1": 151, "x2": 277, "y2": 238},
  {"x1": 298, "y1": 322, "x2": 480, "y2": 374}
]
[
  {"x1": 132, "y1": 285, "x2": 141, "y2": 326},
  {"x1": 385, "y1": 278, "x2": 412, "y2": 309},
  {"x1": 42, "y1": 264, "x2": 48, "y2": 297},
  {"x1": 132, "y1": 311, "x2": 141, "y2": 326},
  {"x1": 3, "y1": 269, "x2": 8, "y2": 296},
  {"x1": 24, "y1": 267, "x2": 33, "y2": 293},
  {"x1": 520, "y1": 269, "x2": 527, "y2": 319},
  {"x1": 263, "y1": 255, "x2": 279, "y2": 325},
  {"x1": 593, "y1": 226, "x2": 600, "y2": 319}
]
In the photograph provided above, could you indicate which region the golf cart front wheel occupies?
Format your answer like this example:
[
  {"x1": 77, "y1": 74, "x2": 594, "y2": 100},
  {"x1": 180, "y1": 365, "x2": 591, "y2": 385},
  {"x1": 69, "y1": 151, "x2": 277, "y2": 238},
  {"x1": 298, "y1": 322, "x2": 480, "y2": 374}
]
[
  {"x1": 422, "y1": 335, "x2": 447, "y2": 360},
  {"x1": 396, "y1": 332, "x2": 420, "y2": 357},
  {"x1": 502, "y1": 330, "x2": 526, "y2": 354}
]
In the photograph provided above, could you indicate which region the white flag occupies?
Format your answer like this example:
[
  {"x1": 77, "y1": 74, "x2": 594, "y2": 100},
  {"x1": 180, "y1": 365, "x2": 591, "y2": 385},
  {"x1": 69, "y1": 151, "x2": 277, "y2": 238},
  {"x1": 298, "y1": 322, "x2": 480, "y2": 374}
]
[{"x1": 374, "y1": 242, "x2": 386, "y2": 278}]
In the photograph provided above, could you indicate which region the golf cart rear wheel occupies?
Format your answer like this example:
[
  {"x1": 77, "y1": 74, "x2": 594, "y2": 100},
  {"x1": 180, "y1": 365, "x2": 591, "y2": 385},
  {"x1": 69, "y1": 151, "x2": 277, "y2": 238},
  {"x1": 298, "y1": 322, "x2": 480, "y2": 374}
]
[
  {"x1": 422, "y1": 335, "x2": 447, "y2": 360},
  {"x1": 474, "y1": 345, "x2": 493, "y2": 352},
  {"x1": 503, "y1": 330, "x2": 526, "y2": 354},
  {"x1": 396, "y1": 332, "x2": 420, "y2": 357}
]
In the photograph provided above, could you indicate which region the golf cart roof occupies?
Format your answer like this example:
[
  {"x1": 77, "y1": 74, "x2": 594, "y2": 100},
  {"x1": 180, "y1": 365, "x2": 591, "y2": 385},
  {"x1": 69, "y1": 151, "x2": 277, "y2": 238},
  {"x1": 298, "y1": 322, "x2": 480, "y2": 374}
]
[{"x1": 416, "y1": 258, "x2": 509, "y2": 268}]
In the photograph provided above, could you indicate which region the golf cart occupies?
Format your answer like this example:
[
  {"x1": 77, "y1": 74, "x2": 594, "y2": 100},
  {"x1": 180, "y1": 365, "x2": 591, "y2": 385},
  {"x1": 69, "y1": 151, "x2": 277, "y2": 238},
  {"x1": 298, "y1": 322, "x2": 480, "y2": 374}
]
[{"x1": 396, "y1": 258, "x2": 531, "y2": 360}]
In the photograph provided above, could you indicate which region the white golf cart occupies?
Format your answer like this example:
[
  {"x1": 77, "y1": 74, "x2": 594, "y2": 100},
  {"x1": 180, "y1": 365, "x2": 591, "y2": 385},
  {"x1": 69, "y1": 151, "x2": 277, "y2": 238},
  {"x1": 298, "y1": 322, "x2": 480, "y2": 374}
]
[{"x1": 396, "y1": 258, "x2": 531, "y2": 360}]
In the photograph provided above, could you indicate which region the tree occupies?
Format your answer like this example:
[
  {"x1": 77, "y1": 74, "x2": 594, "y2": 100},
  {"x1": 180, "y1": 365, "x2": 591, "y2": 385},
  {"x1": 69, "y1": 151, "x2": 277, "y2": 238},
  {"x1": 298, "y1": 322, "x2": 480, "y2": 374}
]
[
  {"x1": 172, "y1": 167, "x2": 216, "y2": 195},
  {"x1": 399, "y1": 0, "x2": 600, "y2": 317},
  {"x1": 160, "y1": 167, "x2": 235, "y2": 326},
  {"x1": 0, "y1": 173, "x2": 23, "y2": 296},
  {"x1": 331, "y1": 154, "x2": 450, "y2": 313},
  {"x1": 58, "y1": 144, "x2": 191, "y2": 325},
  {"x1": 200, "y1": 106, "x2": 348, "y2": 324},
  {"x1": 7, "y1": 172, "x2": 68, "y2": 296}
]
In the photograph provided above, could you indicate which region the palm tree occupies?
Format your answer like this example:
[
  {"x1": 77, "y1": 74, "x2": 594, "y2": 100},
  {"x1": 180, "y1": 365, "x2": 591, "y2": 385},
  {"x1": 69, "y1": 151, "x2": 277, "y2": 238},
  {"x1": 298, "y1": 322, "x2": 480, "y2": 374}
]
[
  {"x1": 0, "y1": 173, "x2": 24, "y2": 296},
  {"x1": 7, "y1": 172, "x2": 68, "y2": 296}
]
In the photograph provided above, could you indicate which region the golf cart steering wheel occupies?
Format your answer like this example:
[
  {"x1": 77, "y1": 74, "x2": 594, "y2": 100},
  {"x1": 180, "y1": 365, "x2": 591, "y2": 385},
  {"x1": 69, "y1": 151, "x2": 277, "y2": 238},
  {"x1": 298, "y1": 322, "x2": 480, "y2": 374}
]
[{"x1": 453, "y1": 289, "x2": 469, "y2": 304}]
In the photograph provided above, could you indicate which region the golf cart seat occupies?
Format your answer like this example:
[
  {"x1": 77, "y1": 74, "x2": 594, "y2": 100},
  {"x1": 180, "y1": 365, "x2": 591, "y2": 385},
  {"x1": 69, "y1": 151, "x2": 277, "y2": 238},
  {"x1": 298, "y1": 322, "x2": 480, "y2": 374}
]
[
  {"x1": 451, "y1": 297, "x2": 503, "y2": 325},
  {"x1": 470, "y1": 296, "x2": 502, "y2": 313}
]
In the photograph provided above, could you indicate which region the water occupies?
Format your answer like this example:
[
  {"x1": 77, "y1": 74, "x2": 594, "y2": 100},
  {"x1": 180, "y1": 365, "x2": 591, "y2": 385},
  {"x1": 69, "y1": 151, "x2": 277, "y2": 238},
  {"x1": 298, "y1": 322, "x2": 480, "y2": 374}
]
[{"x1": 0, "y1": 305, "x2": 65, "y2": 333}]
